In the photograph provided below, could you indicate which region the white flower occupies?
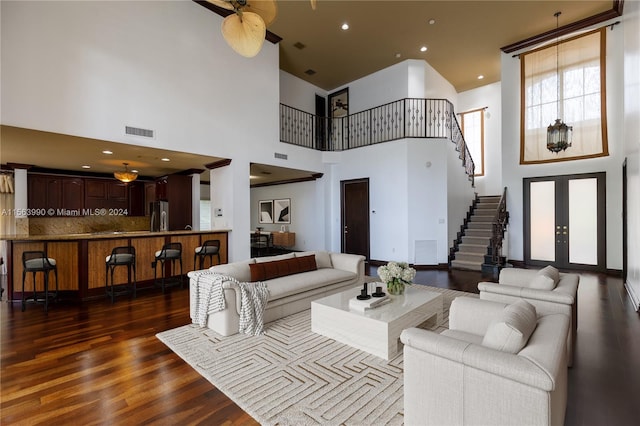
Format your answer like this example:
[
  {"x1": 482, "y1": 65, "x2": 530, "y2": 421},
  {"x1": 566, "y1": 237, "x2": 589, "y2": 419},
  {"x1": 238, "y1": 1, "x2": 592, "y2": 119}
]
[{"x1": 377, "y1": 261, "x2": 416, "y2": 285}]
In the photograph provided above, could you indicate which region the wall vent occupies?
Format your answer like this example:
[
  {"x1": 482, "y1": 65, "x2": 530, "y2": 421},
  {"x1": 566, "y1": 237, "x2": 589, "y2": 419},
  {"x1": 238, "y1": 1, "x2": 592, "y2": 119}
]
[
  {"x1": 274, "y1": 152, "x2": 288, "y2": 160},
  {"x1": 293, "y1": 42, "x2": 306, "y2": 50},
  {"x1": 125, "y1": 126, "x2": 154, "y2": 138}
]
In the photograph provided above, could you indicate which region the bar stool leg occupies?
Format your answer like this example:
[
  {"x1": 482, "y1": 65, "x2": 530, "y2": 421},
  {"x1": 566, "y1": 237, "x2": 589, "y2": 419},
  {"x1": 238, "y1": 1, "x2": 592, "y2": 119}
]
[
  {"x1": 21, "y1": 270, "x2": 27, "y2": 312},
  {"x1": 43, "y1": 270, "x2": 49, "y2": 313}
]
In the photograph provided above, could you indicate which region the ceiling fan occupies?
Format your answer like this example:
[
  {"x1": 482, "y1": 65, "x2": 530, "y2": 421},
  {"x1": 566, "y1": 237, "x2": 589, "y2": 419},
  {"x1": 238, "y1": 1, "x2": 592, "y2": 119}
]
[{"x1": 207, "y1": 0, "x2": 316, "y2": 58}]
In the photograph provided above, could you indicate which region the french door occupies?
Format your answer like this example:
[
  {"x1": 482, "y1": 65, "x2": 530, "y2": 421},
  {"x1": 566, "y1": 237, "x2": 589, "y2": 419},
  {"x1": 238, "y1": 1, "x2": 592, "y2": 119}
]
[{"x1": 524, "y1": 172, "x2": 606, "y2": 271}]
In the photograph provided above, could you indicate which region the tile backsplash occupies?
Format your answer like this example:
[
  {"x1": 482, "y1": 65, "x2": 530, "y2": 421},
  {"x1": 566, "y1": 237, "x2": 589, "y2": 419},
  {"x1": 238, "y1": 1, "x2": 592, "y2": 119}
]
[{"x1": 29, "y1": 215, "x2": 149, "y2": 235}]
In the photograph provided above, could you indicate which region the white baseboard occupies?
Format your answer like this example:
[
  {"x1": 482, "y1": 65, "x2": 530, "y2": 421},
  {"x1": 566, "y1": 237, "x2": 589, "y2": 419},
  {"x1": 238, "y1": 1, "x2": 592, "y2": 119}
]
[{"x1": 624, "y1": 281, "x2": 640, "y2": 312}]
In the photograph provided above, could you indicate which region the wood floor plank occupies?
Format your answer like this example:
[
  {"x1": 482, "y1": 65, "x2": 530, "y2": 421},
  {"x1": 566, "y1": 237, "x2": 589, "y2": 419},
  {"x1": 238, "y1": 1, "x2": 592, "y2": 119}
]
[{"x1": 1, "y1": 268, "x2": 638, "y2": 425}]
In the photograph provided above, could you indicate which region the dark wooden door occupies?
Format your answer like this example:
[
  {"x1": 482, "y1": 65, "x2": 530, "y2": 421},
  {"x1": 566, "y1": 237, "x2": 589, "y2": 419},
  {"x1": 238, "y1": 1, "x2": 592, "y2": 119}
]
[
  {"x1": 315, "y1": 94, "x2": 326, "y2": 150},
  {"x1": 341, "y1": 178, "x2": 369, "y2": 259}
]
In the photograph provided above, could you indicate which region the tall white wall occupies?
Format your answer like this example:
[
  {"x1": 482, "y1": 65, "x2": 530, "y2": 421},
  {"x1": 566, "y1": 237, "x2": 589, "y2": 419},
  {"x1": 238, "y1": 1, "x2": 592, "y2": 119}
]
[
  {"x1": 622, "y1": 0, "x2": 640, "y2": 309},
  {"x1": 501, "y1": 17, "x2": 626, "y2": 268},
  {"x1": 458, "y1": 81, "x2": 503, "y2": 196},
  {"x1": 446, "y1": 140, "x2": 478, "y2": 250},
  {"x1": 279, "y1": 71, "x2": 327, "y2": 114}
]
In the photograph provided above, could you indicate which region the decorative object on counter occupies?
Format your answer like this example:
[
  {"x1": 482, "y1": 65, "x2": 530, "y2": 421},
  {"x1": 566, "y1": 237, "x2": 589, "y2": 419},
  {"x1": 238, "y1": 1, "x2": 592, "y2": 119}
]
[
  {"x1": 372, "y1": 285, "x2": 385, "y2": 298},
  {"x1": 114, "y1": 162, "x2": 138, "y2": 183},
  {"x1": 357, "y1": 281, "x2": 371, "y2": 300},
  {"x1": 377, "y1": 261, "x2": 416, "y2": 295}
]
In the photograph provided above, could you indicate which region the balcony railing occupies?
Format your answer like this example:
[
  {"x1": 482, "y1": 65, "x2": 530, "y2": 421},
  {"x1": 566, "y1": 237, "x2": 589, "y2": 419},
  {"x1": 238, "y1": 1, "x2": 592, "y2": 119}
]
[{"x1": 280, "y1": 98, "x2": 474, "y2": 184}]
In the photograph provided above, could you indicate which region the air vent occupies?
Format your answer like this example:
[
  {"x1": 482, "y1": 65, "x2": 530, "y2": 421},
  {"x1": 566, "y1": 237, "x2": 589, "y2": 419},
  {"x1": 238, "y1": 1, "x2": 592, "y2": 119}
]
[
  {"x1": 125, "y1": 126, "x2": 154, "y2": 138},
  {"x1": 293, "y1": 42, "x2": 306, "y2": 50},
  {"x1": 304, "y1": 69, "x2": 316, "y2": 76},
  {"x1": 274, "y1": 153, "x2": 288, "y2": 160}
]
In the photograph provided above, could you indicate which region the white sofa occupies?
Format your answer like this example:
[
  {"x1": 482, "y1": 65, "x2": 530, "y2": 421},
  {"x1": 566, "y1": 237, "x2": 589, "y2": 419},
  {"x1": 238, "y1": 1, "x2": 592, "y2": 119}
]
[
  {"x1": 401, "y1": 297, "x2": 569, "y2": 426},
  {"x1": 188, "y1": 251, "x2": 365, "y2": 336},
  {"x1": 478, "y1": 266, "x2": 579, "y2": 366}
]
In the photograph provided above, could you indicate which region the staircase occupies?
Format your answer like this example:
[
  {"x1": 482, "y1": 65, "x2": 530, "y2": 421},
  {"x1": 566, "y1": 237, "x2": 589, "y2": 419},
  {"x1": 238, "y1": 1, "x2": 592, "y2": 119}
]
[{"x1": 450, "y1": 195, "x2": 502, "y2": 271}]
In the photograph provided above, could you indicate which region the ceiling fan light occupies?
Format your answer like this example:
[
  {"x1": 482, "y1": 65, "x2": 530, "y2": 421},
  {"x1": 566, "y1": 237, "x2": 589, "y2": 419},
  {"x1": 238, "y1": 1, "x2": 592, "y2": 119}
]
[
  {"x1": 245, "y1": 0, "x2": 277, "y2": 26},
  {"x1": 221, "y1": 12, "x2": 266, "y2": 58},
  {"x1": 114, "y1": 163, "x2": 138, "y2": 183},
  {"x1": 206, "y1": 0, "x2": 235, "y2": 11}
]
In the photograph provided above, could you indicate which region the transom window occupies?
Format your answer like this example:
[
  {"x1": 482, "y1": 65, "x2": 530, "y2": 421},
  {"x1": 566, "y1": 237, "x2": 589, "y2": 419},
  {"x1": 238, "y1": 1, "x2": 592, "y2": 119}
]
[{"x1": 460, "y1": 108, "x2": 485, "y2": 177}]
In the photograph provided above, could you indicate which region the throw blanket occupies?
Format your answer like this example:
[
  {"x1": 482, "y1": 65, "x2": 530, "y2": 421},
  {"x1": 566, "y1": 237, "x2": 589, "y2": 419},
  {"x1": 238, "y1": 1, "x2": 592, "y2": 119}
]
[{"x1": 193, "y1": 272, "x2": 270, "y2": 336}]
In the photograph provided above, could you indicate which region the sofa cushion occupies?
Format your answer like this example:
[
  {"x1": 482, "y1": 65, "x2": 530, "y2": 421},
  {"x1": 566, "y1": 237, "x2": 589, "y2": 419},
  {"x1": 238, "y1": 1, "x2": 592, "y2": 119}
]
[
  {"x1": 255, "y1": 253, "x2": 295, "y2": 263},
  {"x1": 266, "y1": 268, "x2": 357, "y2": 300},
  {"x1": 249, "y1": 255, "x2": 317, "y2": 282},
  {"x1": 209, "y1": 259, "x2": 255, "y2": 283},
  {"x1": 295, "y1": 251, "x2": 333, "y2": 269},
  {"x1": 539, "y1": 265, "x2": 560, "y2": 284},
  {"x1": 529, "y1": 273, "x2": 556, "y2": 290},
  {"x1": 482, "y1": 299, "x2": 537, "y2": 354}
]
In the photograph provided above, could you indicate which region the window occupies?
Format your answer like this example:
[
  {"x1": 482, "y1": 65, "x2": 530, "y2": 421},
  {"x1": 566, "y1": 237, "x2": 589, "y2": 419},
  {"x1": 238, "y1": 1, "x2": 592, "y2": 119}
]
[
  {"x1": 460, "y1": 108, "x2": 485, "y2": 177},
  {"x1": 520, "y1": 28, "x2": 608, "y2": 164}
]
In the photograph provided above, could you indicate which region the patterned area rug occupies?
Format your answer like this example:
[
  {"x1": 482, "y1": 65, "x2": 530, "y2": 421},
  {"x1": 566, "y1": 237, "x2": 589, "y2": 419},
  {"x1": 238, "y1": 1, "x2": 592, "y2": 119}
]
[{"x1": 156, "y1": 285, "x2": 478, "y2": 425}]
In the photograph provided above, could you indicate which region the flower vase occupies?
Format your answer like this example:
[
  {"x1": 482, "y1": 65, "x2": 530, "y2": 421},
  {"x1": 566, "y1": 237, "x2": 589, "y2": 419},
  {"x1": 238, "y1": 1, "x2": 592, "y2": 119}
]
[{"x1": 386, "y1": 279, "x2": 405, "y2": 295}]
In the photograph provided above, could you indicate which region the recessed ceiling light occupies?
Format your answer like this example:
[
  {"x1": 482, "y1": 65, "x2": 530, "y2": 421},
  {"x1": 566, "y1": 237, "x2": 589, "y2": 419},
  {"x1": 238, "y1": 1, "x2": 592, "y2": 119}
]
[
  {"x1": 420, "y1": 46, "x2": 428, "y2": 52},
  {"x1": 428, "y1": 19, "x2": 436, "y2": 25},
  {"x1": 131, "y1": 169, "x2": 139, "y2": 173},
  {"x1": 161, "y1": 157, "x2": 170, "y2": 162},
  {"x1": 477, "y1": 75, "x2": 484, "y2": 80},
  {"x1": 81, "y1": 165, "x2": 91, "y2": 169},
  {"x1": 341, "y1": 23, "x2": 349, "y2": 30},
  {"x1": 102, "y1": 150, "x2": 113, "y2": 155}
]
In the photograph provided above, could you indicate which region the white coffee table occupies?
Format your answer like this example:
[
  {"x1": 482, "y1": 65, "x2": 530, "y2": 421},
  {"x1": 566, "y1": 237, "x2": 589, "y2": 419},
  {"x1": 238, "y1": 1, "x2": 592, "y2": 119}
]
[{"x1": 311, "y1": 282, "x2": 443, "y2": 360}]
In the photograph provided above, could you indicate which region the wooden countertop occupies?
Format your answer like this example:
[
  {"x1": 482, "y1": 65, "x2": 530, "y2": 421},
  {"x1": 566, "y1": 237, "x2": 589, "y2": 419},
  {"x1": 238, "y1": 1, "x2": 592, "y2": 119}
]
[{"x1": 1, "y1": 229, "x2": 231, "y2": 241}]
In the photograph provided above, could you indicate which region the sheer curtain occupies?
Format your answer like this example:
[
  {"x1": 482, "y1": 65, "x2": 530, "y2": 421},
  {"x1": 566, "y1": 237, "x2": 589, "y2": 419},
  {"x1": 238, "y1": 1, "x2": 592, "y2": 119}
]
[
  {"x1": 0, "y1": 174, "x2": 16, "y2": 275},
  {"x1": 520, "y1": 28, "x2": 608, "y2": 164}
]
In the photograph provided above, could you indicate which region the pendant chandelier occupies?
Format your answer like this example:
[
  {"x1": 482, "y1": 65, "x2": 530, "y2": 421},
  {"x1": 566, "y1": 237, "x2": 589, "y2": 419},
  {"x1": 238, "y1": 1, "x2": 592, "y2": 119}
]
[
  {"x1": 114, "y1": 163, "x2": 138, "y2": 183},
  {"x1": 546, "y1": 11, "x2": 572, "y2": 153}
]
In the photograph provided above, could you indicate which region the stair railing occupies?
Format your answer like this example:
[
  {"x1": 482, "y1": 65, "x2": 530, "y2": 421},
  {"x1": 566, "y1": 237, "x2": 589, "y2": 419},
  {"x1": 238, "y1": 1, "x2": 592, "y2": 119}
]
[
  {"x1": 489, "y1": 187, "x2": 509, "y2": 265},
  {"x1": 280, "y1": 99, "x2": 474, "y2": 185}
]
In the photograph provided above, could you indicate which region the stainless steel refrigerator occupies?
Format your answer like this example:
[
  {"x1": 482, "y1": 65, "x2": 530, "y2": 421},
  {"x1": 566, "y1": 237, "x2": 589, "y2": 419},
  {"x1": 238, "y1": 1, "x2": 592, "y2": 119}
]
[{"x1": 150, "y1": 200, "x2": 169, "y2": 231}]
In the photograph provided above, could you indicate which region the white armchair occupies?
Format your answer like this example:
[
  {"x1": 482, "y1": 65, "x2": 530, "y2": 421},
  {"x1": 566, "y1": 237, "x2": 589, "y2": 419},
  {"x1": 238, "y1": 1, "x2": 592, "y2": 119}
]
[
  {"x1": 401, "y1": 297, "x2": 569, "y2": 426},
  {"x1": 478, "y1": 267, "x2": 579, "y2": 366}
]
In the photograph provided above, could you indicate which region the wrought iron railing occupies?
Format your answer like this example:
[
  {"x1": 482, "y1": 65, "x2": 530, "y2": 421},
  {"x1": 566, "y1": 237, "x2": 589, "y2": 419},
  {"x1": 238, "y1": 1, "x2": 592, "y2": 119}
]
[
  {"x1": 489, "y1": 187, "x2": 509, "y2": 264},
  {"x1": 280, "y1": 98, "x2": 475, "y2": 184}
]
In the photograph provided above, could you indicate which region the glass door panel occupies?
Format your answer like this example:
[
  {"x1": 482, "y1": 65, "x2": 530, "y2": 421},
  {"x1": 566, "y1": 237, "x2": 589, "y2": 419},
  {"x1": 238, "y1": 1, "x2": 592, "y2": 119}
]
[
  {"x1": 568, "y1": 178, "x2": 598, "y2": 265},
  {"x1": 530, "y1": 181, "x2": 556, "y2": 262}
]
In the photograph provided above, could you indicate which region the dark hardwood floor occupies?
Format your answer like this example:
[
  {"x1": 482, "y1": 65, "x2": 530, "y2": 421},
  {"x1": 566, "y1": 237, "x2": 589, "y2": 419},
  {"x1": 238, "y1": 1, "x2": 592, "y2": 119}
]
[{"x1": 1, "y1": 268, "x2": 639, "y2": 425}]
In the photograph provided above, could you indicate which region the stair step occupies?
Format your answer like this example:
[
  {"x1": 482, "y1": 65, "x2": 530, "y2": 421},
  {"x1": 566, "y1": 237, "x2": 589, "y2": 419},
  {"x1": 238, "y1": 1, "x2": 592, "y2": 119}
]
[
  {"x1": 454, "y1": 252, "x2": 485, "y2": 263},
  {"x1": 458, "y1": 243, "x2": 487, "y2": 254},
  {"x1": 478, "y1": 196, "x2": 501, "y2": 203},
  {"x1": 474, "y1": 206, "x2": 498, "y2": 214},
  {"x1": 451, "y1": 259, "x2": 482, "y2": 271},
  {"x1": 462, "y1": 236, "x2": 491, "y2": 245},
  {"x1": 467, "y1": 222, "x2": 493, "y2": 230},
  {"x1": 469, "y1": 215, "x2": 494, "y2": 222},
  {"x1": 465, "y1": 229, "x2": 493, "y2": 238}
]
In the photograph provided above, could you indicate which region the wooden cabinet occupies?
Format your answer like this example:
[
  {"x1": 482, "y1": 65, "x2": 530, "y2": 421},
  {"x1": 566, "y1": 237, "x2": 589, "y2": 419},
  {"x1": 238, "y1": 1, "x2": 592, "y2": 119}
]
[
  {"x1": 272, "y1": 232, "x2": 296, "y2": 247},
  {"x1": 84, "y1": 179, "x2": 128, "y2": 211},
  {"x1": 27, "y1": 174, "x2": 84, "y2": 215},
  {"x1": 156, "y1": 175, "x2": 192, "y2": 230}
]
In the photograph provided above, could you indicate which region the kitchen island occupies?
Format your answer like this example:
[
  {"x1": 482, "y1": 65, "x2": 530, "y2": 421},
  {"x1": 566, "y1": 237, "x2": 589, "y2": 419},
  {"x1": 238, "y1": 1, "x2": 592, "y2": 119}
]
[{"x1": 2, "y1": 229, "x2": 229, "y2": 302}]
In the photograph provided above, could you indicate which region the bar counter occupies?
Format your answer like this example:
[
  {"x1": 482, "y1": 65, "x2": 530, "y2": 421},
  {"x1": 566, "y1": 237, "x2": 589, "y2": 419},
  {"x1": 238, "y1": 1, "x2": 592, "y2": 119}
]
[{"x1": 3, "y1": 229, "x2": 230, "y2": 302}]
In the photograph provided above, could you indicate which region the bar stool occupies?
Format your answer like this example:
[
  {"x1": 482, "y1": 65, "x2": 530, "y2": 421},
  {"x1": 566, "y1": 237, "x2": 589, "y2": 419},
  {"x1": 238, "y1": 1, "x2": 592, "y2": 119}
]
[
  {"x1": 105, "y1": 246, "x2": 136, "y2": 303},
  {"x1": 193, "y1": 239, "x2": 221, "y2": 270},
  {"x1": 21, "y1": 251, "x2": 58, "y2": 312},
  {"x1": 153, "y1": 242, "x2": 182, "y2": 293}
]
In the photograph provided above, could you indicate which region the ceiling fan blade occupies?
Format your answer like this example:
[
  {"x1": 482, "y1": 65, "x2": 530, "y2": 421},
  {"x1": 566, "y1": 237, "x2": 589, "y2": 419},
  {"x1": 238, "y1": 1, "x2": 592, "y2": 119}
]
[
  {"x1": 221, "y1": 12, "x2": 266, "y2": 58},
  {"x1": 310, "y1": 0, "x2": 317, "y2": 10},
  {"x1": 206, "y1": 0, "x2": 235, "y2": 11},
  {"x1": 244, "y1": 0, "x2": 277, "y2": 26}
]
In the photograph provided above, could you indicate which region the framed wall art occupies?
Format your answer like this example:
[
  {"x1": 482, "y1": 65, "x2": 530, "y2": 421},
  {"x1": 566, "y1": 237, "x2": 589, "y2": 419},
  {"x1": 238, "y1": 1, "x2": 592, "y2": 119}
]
[
  {"x1": 259, "y1": 200, "x2": 273, "y2": 224},
  {"x1": 273, "y1": 198, "x2": 291, "y2": 224}
]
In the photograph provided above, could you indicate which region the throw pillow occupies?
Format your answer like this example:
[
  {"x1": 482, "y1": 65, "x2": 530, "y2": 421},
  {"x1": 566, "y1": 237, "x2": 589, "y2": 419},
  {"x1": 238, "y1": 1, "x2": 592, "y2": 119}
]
[
  {"x1": 539, "y1": 265, "x2": 560, "y2": 285},
  {"x1": 529, "y1": 273, "x2": 556, "y2": 290},
  {"x1": 482, "y1": 300, "x2": 537, "y2": 354},
  {"x1": 249, "y1": 255, "x2": 317, "y2": 282},
  {"x1": 295, "y1": 251, "x2": 333, "y2": 269}
]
